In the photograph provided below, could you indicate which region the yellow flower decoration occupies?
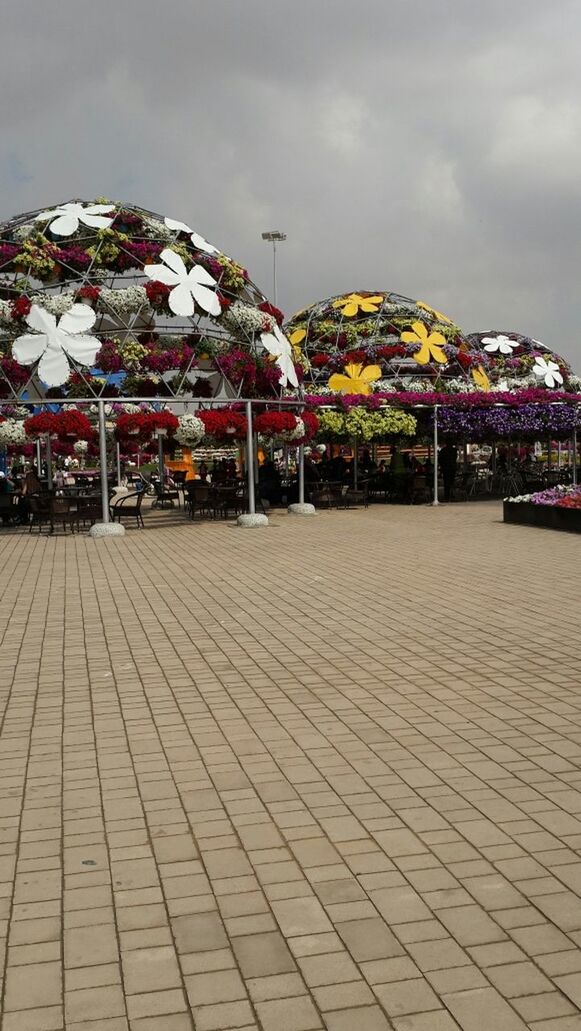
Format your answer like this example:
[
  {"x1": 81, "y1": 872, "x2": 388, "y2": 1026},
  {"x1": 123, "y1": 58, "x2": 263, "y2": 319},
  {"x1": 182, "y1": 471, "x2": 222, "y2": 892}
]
[
  {"x1": 416, "y1": 301, "x2": 454, "y2": 325},
  {"x1": 328, "y1": 363, "x2": 382, "y2": 395},
  {"x1": 289, "y1": 328, "x2": 306, "y2": 346},
  {"x1": 472, "y1": 365, "x2": 490, "y2": 392},
  {"x1": 332, "y1": 293, "x2": 384, "y2": 318},
  {"x1": 288, "y1": 328, "x2": 306, "y2": 359},
  {"x1": 401, "y1": 321, "x2": 447, "y2": 365}
]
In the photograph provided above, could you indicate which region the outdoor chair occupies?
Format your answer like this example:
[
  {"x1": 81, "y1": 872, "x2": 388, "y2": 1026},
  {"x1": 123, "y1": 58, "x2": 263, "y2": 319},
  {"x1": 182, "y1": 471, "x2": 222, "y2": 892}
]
[
  {"x1": 28, "y1": 494, "x2": 55, "y2": 533},
  {"x1": 110, "y1": 491, "x2": 145, "y2": 528},
  {"x1": 341, "y1": 484, "x2": 369, "y2": 509},
  {"x1": 187, "y1": 484, "x2": 213, "y2": 520},
  {"x1": 152, "y1": 482, "x2": 181, "y2": 509}
]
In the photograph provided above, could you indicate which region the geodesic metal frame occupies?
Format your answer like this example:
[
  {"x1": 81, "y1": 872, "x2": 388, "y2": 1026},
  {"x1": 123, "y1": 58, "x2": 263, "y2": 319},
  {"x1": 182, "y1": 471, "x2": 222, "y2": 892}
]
[
  {"x1": 285, "y1": 289, "x2": 488, "y2": 394},
  {"x1": 0, "y1": 199, "x2": 298, "y2": 402},
  {"x1": 466, "y1": 331, "x2": 576, "y2": 392}
]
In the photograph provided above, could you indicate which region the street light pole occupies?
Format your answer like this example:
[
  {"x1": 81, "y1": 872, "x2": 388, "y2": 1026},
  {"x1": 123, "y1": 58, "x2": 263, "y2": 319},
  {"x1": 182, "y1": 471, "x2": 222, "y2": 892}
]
[{"x1": 261, "y1": 230, "x2": 286, "y2": 306}]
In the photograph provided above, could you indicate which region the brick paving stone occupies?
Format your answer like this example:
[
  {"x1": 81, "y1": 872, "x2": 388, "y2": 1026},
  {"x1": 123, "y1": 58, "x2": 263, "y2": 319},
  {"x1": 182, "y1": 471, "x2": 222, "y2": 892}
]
[{"x1": 2, "y1": 504, "x2": 581, "y2": 1028}]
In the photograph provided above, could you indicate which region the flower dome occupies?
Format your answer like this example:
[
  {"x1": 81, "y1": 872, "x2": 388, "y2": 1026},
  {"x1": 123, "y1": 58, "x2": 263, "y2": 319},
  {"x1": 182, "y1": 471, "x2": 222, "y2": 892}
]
[
  {"x1": 286, "y1": 290, "x2": 489, "y2": 395},
  {"x1": 0, "y1": 199, "x2": 299, "y2": 401},
  {"x1": 466, "y1": 331, "x2": 576, "y2": 392}
]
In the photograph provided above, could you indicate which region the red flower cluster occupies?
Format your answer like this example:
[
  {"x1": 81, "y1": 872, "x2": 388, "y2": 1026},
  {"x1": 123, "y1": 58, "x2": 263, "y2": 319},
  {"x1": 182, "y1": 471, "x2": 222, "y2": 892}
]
[
  {"x1": 76, "y1": 285, "x2": 101, "y2": 302},
  {"x1": 311, "y1": 353, "x2": 330, "y2": 368},
  {"x1": 199, "y1": 409, "x2": 247, "y2": 440},
  {"x1": 148, "y1": 411, "x2": 179, "y2": 435},
  {"x1": 116, "y1": 411, "x2": 178, "y2": 442},
  {"x1": 344, "y1": 350, "x2": 368, "y2": 364},
  {"x1": 24, "y1": 412, "x2": 60, "y2": 437},
  {"x1": 376, "y1": 344, "x2": 406, "y2": 360},
  {"x1": 253, "y1": 411, "x2": 298, "y2": 438},
  {"x1": 11, "y1": 296, "x2": 32, "y2": 320},
  {"x1": 57, "y1": 409, "x2": 93, "y2": 440},
  {"x1": 144, "y1": 280, "x2": 171, "y2": 309},
  {"x1": 258, "y1": 301, "x2": 285, "y2": 327},
  {"x1": 24, "y1": 409, "x2": 93, "y2": 440},
  {"x1": 115, "y1": 412, "x2": 153, "y2": 441},
  {"x1": 300, "y1": 411, "x2": 319, "y2": 442}
]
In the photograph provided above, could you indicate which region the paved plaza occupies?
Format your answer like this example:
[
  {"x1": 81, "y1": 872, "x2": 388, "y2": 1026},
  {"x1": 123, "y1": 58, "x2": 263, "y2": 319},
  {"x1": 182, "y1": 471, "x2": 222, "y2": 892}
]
[{"x1": 1, "y1": 501, "x2": 581, "y2": 1031}]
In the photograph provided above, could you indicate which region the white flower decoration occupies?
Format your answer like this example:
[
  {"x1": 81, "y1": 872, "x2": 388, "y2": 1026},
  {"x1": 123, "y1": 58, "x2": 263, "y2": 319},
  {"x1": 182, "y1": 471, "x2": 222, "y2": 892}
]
[
  {"x1": 164, "y1": 217, "x2": 220, "y2": 255},
  {"x1": 260, "y1": 324, "x2": 298, "y2": 388},
  {"x1": 532, "y1": 355, "x2": 563, "y2": 388},
  {"x1": 12, "y1": 304, "x2": 99, "y2": 387},
  {"x1": 481, "y1": 334, "x2": 519, "y2": 355},
  {"x1": 36, "y1": 202, "x2": 115, "y2": 237},
  {"x1": 175, "y1": 413, "x2": 205, "y2": 447},
  {"x1": 144, "y1": 248, "x2": 221, "y2": 318}
]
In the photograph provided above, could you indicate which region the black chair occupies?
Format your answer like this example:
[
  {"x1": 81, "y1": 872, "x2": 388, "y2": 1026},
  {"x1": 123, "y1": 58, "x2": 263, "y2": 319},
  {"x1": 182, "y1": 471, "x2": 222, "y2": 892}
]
[
  {"x1": 110, "y1": 491, "x2": 145, "y2": 528},
  {"x1": 186, "y1": 484, "x2": 213, "y2": 520},
  {"x1": 28, "y1": 494, "x2": 53, "y2": 533}
]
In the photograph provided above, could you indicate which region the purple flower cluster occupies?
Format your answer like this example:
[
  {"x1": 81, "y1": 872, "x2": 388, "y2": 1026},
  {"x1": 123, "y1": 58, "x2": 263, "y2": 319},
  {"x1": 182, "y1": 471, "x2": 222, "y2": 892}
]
[
  {"x1": 433, "y1": 404, "x2": 581, "y2": 441},
  {"x1": 530, "y1": 485, "x2": 581, "y2": 506}
]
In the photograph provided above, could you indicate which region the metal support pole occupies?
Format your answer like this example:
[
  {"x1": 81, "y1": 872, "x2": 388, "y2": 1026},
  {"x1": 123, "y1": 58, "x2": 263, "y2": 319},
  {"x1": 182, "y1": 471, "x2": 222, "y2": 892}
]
[
  {"x1": 245, "y1": 401, "x2": 256, "y2": 514},
  {"x1": 573, "y1": 428, "x2": 578, "y2": 486},
  {"x1": 45, "y1": 434, "x2": 53, "y2": 491},
  {"x1": 35, "y1": 438, "x2": 42, "y2": 476},
  {"x1": 253, "y1": 432, "x2": 259, "y2": 485},
  {"x1": 272, "y1": 240, "x2": 277, "y2": 306},
  {"x1": 353, "y1": 440, "x2": 358, "y2": 489},
  {"x1": 157, "y1": 432, "x2": 164, "y2": 489},
  {"x1": 298, "y1": 444, "x2": 305, "y2": 504},
  {"x1": 432, "y1": 406, "x2": 439, "y2": 506},
  {"x1": 97, "y1": 400, "x2": 110, "y2": 524},
  {"x1": 116, "y1": 442, "x2": 122, "y2": 486}
]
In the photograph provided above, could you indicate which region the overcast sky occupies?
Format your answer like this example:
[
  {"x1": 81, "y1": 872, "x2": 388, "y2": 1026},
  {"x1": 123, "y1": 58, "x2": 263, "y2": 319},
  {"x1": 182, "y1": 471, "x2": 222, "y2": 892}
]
[{"x1": 1, "y1": 0, "x2": 580, "y2": 364}]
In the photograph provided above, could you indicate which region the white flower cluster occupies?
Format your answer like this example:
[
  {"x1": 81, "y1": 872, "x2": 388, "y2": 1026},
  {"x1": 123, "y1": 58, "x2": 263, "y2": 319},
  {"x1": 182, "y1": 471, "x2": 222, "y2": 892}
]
[
  {"x1": 0, "y1": 419, "x2": 28, "y2": 445},
  {"x1": 223, "y1": 301, "x2": 273, "y2": 337},
  {"x1": 73, "y1": 440, "x2": 88, "y2": 454},
  {"x1": 99, "y1": 286, "x2": 149, "y2": 316},
  {"x1": 29, "y1": 292, "x2": 74, "y2": 317},
  {"x1": 490, "y1": 375, "x2": 537, "y2": 392},
  {"x1": 140, "y1": 215, "x2": 174, "y2": 241},
  {"x1": 175, "y1": 413, "x2": 205, "y2": 447},
  {"x1": 0, "y1": 286, "x2": 155, "y2": 329}
]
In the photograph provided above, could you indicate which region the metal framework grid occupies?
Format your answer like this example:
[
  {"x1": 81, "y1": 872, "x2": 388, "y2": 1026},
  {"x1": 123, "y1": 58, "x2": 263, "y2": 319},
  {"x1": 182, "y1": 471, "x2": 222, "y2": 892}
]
[{"x1": 0, "y1": 200, "x2": 292, "y2": 403}]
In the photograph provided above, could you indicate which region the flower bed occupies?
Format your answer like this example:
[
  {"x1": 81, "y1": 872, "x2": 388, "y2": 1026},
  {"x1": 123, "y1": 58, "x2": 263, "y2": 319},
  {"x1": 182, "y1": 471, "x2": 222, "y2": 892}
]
[{"x1": 504, "y1": 485, "x2": 581, "y2": 532}]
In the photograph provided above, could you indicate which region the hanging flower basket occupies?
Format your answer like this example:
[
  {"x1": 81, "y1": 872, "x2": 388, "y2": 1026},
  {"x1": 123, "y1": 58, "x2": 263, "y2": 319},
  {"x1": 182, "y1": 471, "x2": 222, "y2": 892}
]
[
  {"x1": 24, "y1": 411, "x2": 60, "y2": 438},
  {"x1": 199, "y1": 409, "x2": 247, "y2": 441},
  {"x1": 253, "y1": 411, "x2": 299, "y2": 440},
  {"x1": 0, "y1": 418, "x2": 28, "y2": 445},
  {"x1": 175, "y1": 413, "x2": 205, "y2": 447},
  {"x1": 57, "y1": 409, "x2": 93, "y2": 441}
]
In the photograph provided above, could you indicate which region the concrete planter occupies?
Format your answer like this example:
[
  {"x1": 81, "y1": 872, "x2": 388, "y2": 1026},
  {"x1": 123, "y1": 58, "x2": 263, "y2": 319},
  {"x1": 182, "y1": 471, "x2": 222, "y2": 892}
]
[{"x1": 503, "y1": 500, "x2": 581, "y2": 533}]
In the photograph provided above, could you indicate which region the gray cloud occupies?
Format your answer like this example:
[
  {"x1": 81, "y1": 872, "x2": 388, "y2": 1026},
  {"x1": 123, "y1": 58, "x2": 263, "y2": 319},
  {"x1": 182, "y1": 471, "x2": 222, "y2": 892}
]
[{"x1": 1, "y1": 0, "x2": 580, "y2": 365}]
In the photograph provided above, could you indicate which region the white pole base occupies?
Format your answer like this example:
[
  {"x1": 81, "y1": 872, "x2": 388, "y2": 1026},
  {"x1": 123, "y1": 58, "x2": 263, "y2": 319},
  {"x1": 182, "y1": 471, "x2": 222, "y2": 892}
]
[
  {"x1": 288, "y1": 503, "x2": 317, "y2": 516},
  {"x1": 89, "y1": 522, "x2": 126, "y2": 538},
  {"x1": 237, "y1": 513, "x2": 269, "y2": 528}
]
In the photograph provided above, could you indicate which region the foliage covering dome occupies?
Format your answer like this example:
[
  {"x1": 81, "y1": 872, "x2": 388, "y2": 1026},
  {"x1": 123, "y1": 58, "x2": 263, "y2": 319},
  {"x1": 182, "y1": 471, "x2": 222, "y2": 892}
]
[
  {"x1": 466, "y1": 331, "x2": 577, "y2": 392},
  {"x1": 0, "y1": 199, "x2": 299, "y2": 401},
  {"x1": 285, "y1": 290, "x2": 490, "y2": 395}
]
